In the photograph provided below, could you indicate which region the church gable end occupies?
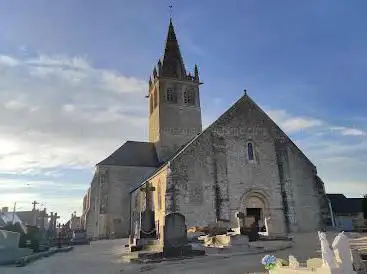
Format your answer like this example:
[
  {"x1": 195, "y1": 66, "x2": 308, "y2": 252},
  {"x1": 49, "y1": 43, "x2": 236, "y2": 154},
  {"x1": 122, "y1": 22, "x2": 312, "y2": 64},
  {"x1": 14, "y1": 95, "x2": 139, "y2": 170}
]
[{"x1": 162, "y1": 93, "x2": 324, "y2": 232}]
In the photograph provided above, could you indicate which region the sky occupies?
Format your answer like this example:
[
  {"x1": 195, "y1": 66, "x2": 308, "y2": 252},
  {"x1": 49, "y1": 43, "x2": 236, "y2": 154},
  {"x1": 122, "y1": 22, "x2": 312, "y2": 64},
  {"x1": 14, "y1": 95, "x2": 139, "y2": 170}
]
[{"x1": 0, "y1": 0, "x2": 366, "y2": 223}]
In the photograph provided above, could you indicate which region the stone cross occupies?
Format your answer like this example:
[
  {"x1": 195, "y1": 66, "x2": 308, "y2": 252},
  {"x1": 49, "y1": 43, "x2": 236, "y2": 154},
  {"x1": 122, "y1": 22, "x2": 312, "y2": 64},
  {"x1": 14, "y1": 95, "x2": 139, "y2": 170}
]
[
  {"x1": 49, "y1": 212, "x2": 54, "y2": 231},
  {"x1": 140, "y1": 182, "x2": 156, "y2": 211},
  {"x1": 32, "y1": 200, "x2": 38, "y2": 211},
  {"x1": 53, "y1": 213, "x2": 60, "y2": 231}
]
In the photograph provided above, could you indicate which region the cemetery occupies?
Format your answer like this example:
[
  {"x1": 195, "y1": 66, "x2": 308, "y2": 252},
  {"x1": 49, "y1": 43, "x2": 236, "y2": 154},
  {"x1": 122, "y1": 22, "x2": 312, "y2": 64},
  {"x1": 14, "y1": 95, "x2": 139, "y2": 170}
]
[
  {"x1": 121, "y1": 202, "x2": 367, "y2": 274},
  {"x1": 0, "y1": 208, "x2": 74, "y2": 266}
]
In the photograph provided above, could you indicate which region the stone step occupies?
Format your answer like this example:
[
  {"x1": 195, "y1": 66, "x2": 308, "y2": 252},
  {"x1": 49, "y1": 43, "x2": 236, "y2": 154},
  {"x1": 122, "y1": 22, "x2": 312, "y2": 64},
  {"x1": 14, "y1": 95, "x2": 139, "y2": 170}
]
[
  {"x1": 142, "y1": 243, "x2": 163, "y2": 252},
  {"x1": 147, "y1": 239, "x2": 161, "y2": 246}
]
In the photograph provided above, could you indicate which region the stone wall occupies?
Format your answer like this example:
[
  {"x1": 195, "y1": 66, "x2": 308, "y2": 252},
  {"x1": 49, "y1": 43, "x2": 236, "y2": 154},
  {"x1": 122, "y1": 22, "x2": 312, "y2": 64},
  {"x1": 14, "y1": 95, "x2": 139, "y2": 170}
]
[
  {"x1": 167, "y1": 130, "x2": 216, "y2": 228},
  {"x1": 86, "y1": 165, "x2": 156, "y2": 239},
  {"x1": 286, "y1": 145, "x2": 321, "y2": 232},
  {"x1": 130, "y1": 166, "x2": 169, "y2": 243},
  {"x1": 103, "y1": 165, "x2": 156, "y2": 238}
]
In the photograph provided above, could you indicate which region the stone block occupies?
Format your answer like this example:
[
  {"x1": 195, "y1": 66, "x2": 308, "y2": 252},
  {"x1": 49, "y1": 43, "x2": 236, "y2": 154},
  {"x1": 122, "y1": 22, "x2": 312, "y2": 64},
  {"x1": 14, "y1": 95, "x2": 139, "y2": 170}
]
[
  {"x1": 203, "y1": 234, "x2": 231, "y2": 248},
  {"x1": 307, "y1": 258, "x2": 323, "y2": 270}
]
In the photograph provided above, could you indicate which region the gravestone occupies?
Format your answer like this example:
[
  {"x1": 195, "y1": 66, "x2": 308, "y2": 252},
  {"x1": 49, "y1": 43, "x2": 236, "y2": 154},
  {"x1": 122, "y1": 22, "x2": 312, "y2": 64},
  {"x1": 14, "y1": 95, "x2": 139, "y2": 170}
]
[
  {"x1": 163, "y1": 213, "x2": 190, "y2": 257},
  {"x1": 232, "y1": 211, "x2": 242, "y2": 235}
]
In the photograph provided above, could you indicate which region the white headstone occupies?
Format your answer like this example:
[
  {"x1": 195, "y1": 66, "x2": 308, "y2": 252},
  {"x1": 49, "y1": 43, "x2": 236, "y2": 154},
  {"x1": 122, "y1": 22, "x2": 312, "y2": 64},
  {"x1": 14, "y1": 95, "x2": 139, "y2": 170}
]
[
  {"x1": 331, "y1": 232, "x2": 356, "y2": 273},
  {"x1": 264, "y1": 216, "x2": 271, "y2": 236},
  {"x1": 230, "y1": 211, "x2": 241, "y2": 235},
  {"x1": 318, "y1": 231, "x2": 338, "y2": 269}
]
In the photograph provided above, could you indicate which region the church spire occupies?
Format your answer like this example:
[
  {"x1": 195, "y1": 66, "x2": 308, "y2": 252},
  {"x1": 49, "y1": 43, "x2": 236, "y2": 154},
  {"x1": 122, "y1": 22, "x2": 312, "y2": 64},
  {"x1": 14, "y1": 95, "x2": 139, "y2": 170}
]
[{"x1": 161, "y1": 18, "x2": 186, "y2": 78}]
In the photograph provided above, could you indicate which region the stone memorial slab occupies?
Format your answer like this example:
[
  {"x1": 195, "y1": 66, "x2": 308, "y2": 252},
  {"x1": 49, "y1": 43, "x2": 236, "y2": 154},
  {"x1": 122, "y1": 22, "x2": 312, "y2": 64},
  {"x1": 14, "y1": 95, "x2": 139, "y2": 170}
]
[
  {"x1": 164, "y1": 213, "x2": 186, "y2": 247},
  {"x1": 140, "y1": 210, "x2": 156, "y2": 238}
]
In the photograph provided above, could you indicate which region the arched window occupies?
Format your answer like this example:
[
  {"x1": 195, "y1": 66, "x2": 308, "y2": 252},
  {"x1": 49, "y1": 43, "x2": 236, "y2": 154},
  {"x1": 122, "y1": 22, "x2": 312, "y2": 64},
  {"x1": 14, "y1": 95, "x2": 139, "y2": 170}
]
[
  {"x1": 184, "y1": 88, "x2": 195, "y2": 105},
  {"x1": 153, "y1": 89, "x2": 158, "y2": 109},
  {"x1": 166, "y1": 88, "x2": 177, "y2": 103},
  {"x1": 150, "y1": 96, "x2": 153, "y2": 114},
  {"x1": 247, "y1": 142, "x2": 255, "y2": 161},
  {"x1": 157, "y1": 181, "x2": 162, "y2": 210}
]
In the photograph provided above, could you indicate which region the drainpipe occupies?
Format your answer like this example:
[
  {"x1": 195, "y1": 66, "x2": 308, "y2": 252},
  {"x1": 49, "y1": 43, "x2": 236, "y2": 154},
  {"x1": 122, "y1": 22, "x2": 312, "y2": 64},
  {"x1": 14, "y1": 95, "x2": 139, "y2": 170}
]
[{"x1": 328, "y1": 198, "x2": 336, "y2": 228}]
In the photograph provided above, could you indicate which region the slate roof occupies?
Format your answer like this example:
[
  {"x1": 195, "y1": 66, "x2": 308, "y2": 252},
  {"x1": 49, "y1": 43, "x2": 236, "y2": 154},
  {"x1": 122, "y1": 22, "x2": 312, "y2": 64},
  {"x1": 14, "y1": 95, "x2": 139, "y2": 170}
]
[
  {"x1": 128, "y1": 140, "x2": 193, "y2": 192},
  {"x1": 16, "y1": 211, "x2": 36, "y2": 225},
  {"x1": 0, "y1": 212, "x2": 27, "y2": 233},
  {"x1": 97, "y1": 141, "x2": 160, "y2": 167},
  {"x1": 129, "y1": 94, "x2": 318, "y2": 193},
  {"x1": 327, "y1": 194, "x2": 363, "y2": 214}
]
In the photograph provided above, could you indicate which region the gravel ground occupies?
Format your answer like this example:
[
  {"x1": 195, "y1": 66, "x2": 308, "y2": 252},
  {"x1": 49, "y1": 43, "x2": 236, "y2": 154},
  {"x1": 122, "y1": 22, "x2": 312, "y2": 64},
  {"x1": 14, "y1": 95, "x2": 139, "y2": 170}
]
[{"x1": 0, "y1": 232, "x2": 365, "y2": 274}]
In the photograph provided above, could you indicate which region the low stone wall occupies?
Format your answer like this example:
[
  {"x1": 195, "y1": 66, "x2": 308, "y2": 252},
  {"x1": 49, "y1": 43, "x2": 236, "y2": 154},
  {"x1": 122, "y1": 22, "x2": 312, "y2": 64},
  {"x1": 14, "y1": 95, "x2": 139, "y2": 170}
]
[
  {"x1": 0, "y1": 230, "x2": 20, "y2": 249},
  {"x1": 270, "y1": 267, "x2": 334, "y2": 273}
]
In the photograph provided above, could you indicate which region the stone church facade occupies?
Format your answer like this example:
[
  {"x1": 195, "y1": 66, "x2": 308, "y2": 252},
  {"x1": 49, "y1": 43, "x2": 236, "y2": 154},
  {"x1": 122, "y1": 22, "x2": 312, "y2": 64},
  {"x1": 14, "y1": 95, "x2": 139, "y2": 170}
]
[{"x1": 84, "y1": 19, "x2": 331, "y2": 239}]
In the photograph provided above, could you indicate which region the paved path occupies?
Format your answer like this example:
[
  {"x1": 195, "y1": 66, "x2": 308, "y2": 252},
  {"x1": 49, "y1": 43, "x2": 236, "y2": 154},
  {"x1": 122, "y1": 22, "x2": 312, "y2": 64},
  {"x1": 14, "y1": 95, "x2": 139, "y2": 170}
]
[
  {"x1": 0, "y1": 240, "x2": 128, "y2": 274},
  {"x1": 0, "y1": 232, "x2": 365, "y2": 274},
  {"x1": 0, "y1": 238, "x2": 275, "y2": 274}
]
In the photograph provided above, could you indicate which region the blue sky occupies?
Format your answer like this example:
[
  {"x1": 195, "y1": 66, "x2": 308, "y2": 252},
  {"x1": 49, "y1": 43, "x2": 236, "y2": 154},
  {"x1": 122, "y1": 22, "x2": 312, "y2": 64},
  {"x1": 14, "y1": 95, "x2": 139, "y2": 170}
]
[{"x1": 0, "y1": 0, "x2": 366, "y2": 222}]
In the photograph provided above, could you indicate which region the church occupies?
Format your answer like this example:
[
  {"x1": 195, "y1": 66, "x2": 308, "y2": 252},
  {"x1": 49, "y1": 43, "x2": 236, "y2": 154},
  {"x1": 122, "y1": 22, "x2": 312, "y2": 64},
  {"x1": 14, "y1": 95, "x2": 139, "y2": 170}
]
[{"x1": 83, "y1": 19, "x2": 331, "y2": 240}]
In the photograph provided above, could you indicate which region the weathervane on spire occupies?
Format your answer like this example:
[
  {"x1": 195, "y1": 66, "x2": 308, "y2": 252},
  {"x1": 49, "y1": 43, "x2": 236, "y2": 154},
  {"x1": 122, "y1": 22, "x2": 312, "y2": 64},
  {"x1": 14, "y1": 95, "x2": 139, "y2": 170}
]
[{"x1": 169, "y1": 1, "x2": 173, "y2": 19}]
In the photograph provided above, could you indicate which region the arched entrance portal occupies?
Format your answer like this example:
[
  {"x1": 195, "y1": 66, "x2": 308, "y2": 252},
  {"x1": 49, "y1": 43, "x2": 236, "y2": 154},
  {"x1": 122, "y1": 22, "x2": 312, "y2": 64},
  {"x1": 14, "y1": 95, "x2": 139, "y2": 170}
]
[{"x1": 239, "y1": 191, "x2": 270, "y2": 234}]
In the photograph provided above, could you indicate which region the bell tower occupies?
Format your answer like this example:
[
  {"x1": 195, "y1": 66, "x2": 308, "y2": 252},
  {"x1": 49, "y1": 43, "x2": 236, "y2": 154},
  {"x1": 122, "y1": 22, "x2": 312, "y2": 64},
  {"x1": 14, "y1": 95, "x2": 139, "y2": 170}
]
[{"x1": 148, "y1": 19, "x2": 202, "y2": 162}]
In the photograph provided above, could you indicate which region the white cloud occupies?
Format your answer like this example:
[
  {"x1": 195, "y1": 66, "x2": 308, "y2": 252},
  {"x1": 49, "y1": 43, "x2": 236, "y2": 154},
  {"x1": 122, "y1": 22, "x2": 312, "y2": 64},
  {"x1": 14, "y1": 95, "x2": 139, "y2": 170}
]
[
  {"x1": 0, "y1": 55, "x2": 19, "y2": 66},
  {"x1": 266, "y1": 109, "x2": 366, "y2": 138},
  {"x1": 0, "y1": 53, "x2": 149, "y2": 174},
  {"x1": 325, "y1": 181, "x2": 366, "y2": 197},
  {"x1": 0, "y1": 178, "x2": 87, "y2": 222},
  {"x1": 4, "y1": 100, "x2": 26, "y2": 110},
  {"x1": 330, "y1": 126, "x2": 366, "y2": 136},
  {"x1": 266, "y1": 109, "x2": 324, "y2": 133}
]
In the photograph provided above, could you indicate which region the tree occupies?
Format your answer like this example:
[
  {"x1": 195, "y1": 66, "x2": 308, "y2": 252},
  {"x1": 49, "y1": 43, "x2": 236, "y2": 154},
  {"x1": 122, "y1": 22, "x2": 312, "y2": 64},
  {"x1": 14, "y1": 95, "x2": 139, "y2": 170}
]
[{"x1": 363, "y1": 194, "x2": 367, "y2": 219}]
